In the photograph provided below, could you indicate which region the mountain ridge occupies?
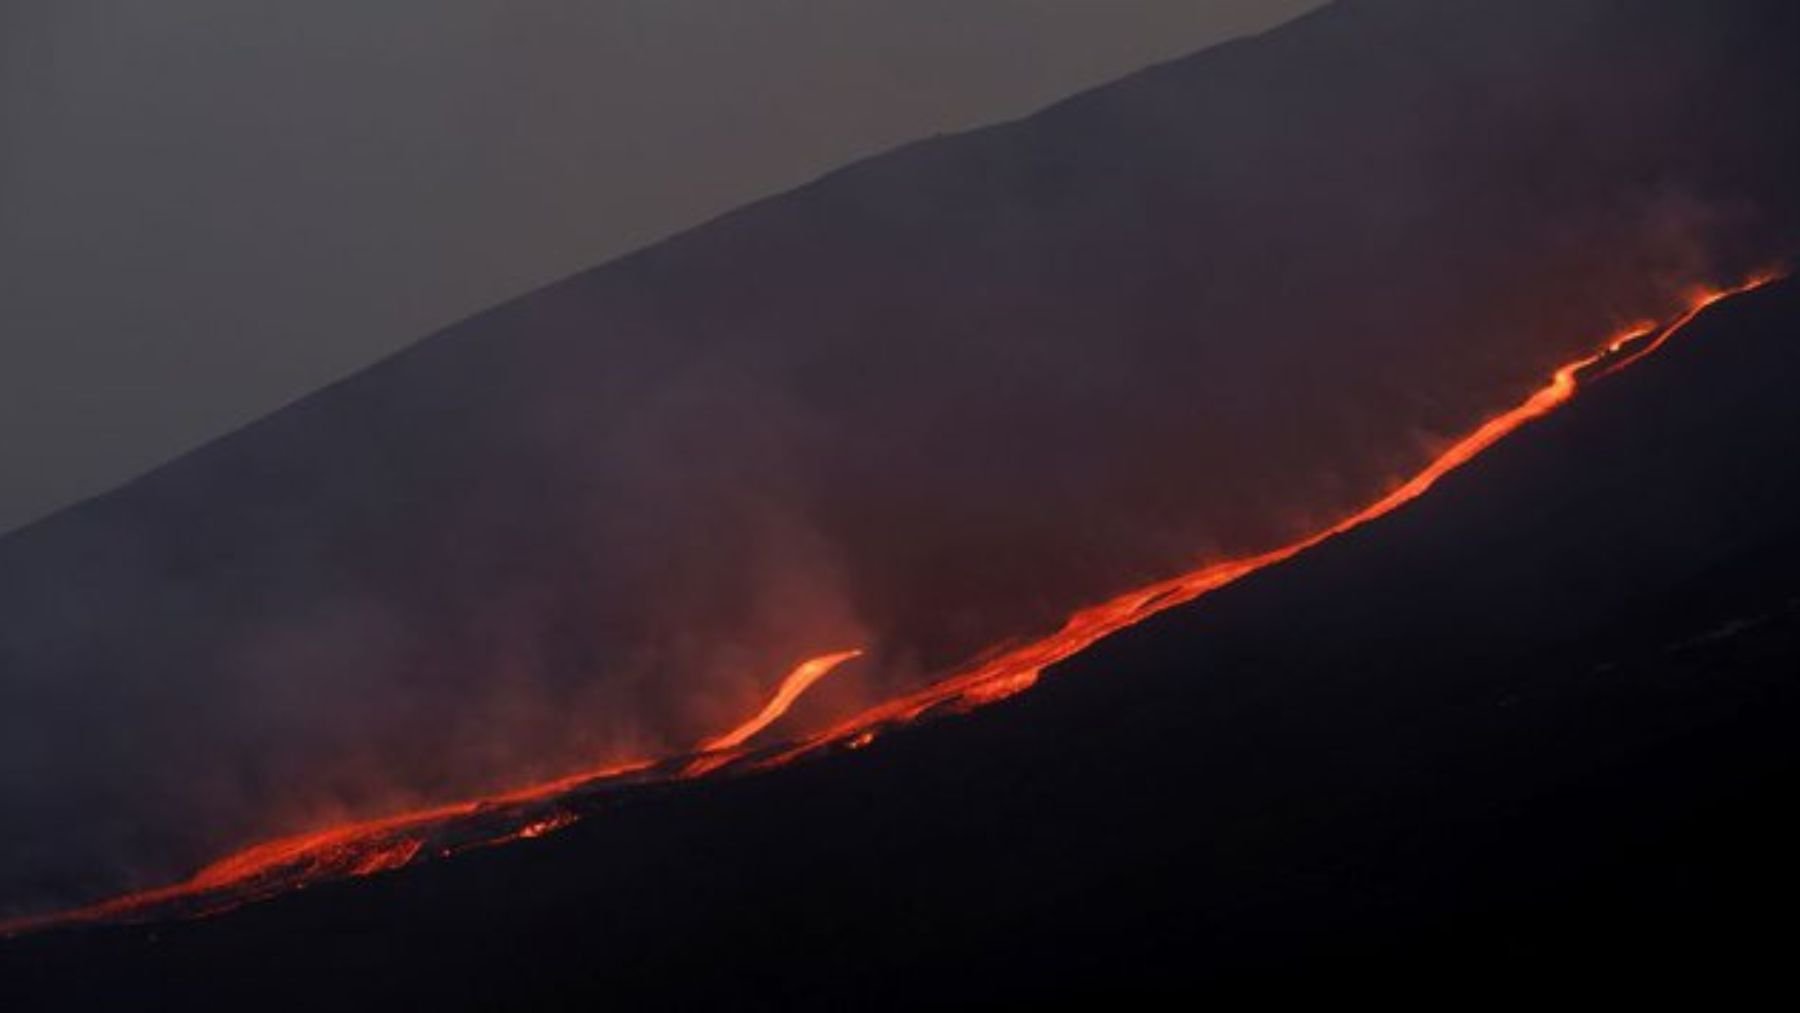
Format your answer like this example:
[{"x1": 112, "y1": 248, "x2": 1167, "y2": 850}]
[{"x1": 3, "y1": 0, "x2": 1798, "y2": 916}]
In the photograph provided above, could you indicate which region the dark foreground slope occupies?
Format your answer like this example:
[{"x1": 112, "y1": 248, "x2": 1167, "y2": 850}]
[{"x1": 6, "y1": 284, "x2": 1799, "y2": 1006}]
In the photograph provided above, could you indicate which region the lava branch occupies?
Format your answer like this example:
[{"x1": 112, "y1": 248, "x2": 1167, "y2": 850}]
[
  {"x1": 1598, "y1": 273, "x2": 1782, "y2": 378},
  {"x1": 683, "y1": 649, "x2": 865, "y2": 776},
  {"x1": 698, "y1": 650, "x2": 866, "y2": 754},
  {"x1": 0, "y1": 271, "x2": 1781, "y2": 938}
]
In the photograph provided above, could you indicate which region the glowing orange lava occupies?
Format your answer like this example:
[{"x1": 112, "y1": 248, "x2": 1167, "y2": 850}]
[
  {"x1": 698, "y1": 650, "x2": 866, "y2": 754},
  {"x1": 1, "y1": 272, "x2": 1780, "y2": 937},
  {"x1": 1597, "y1": 271, "x2": 1783, "y2": 377},
  {"x1": 677, "y1": 650, "x2": 864, "y2": 777}
]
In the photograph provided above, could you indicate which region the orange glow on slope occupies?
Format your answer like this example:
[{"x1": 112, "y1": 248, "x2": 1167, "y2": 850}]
[
  {"x1": 699, "y1": 650, "x2": 865, "y2": 753},
  {"x1": 0, "y1": 754, "x2": 658, "y2": 935},
  {"x1": 0, "y1": 647, "x2": 865, "y2": 934},
  {"x1": 0, "y1": 272, "x2": 1779, "y2": 937},
  {"x1": 1599, "y1": 271, "x2": 1785, "y2": 376},
  {"x1": 734, "y1": 272, "x2": 1783, "y2": 772},
  {"x1": 684, "y1": 649, "x2": 864, "y2": 777}
]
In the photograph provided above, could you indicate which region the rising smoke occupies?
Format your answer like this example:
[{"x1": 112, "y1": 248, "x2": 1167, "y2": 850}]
[{"x1": 1, "y1": 0, "x2": 1797, "y2": 916}]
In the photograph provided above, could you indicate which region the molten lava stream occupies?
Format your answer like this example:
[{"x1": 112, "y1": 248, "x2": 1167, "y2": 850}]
[
  {"x1": 750, "y1": 273, "x2": 1786, "y2": 771},
  {"x1": 0, "y1": 271, "x2": 1781, "y2": 937}
]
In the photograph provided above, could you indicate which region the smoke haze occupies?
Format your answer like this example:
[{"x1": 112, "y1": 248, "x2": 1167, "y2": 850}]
[
  {"x1": 0, "y1": 0, "x2": 1322, "y2": 534},
  {"x1": 2, "y1": 0, "x2": 1798, "y2": 916}
]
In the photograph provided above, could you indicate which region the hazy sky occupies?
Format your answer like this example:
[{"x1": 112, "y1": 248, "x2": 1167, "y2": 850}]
[{"x1": 0, "y1": 0, "x2": 1322, "y2": 533}]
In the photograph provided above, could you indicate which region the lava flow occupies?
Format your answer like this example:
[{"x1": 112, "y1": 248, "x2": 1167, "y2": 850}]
[
  {"x1": 699, "y1": 650, "x2": 866, "y2": 754},
  {"x1": 0, "y1": 271, "x2": 1780, "y2": 937}
]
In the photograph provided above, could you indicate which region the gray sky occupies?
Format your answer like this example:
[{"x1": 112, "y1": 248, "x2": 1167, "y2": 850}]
[{"x1": 0, "y1": 0, "x2": 1321, "y2": 533}]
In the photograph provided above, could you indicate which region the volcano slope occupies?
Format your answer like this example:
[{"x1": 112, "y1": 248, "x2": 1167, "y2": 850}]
[
  {"x1": 4, "y1": 0, "x2": 1800, "y2": 920},
  {"x1": 5, "y1": 285, "x2": 1799, "y2": 1006}
]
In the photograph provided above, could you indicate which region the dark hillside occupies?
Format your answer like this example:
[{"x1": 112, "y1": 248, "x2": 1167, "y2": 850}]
[{"x1": 3, "y1": 0, "x2": 1797, "y2": 919}]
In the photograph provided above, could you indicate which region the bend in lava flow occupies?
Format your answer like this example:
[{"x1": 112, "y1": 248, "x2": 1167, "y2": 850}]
[
  {"x1": 696, "y1": 651, "x2": 866, "y2": 755},
  {"x1": 1, "y1": 270, "x2": 1782, "y2": 937}
]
